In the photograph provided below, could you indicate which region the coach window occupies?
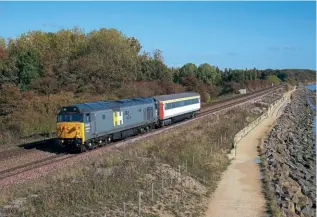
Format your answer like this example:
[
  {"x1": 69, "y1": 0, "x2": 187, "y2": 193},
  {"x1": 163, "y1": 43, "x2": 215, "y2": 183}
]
[{"x1": 102, "y1": 115, "x2": 106, "y2": 120}]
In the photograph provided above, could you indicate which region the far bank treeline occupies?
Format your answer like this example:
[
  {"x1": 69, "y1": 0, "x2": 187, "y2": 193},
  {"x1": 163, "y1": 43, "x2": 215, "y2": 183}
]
[{"x1": 0, "y1": 27, "x2": 315, "y2": 141}]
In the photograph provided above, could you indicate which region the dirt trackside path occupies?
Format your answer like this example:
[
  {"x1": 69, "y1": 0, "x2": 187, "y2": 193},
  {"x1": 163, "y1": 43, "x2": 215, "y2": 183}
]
[{"x1": 205, "y1": 89, "x2": 295, "y2": 217}]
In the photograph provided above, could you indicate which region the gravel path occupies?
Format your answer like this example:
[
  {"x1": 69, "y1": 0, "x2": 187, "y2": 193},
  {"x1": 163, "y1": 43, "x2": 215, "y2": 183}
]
[{"x1": 205, "y1": 89, "x2": 294, "y2": 217}]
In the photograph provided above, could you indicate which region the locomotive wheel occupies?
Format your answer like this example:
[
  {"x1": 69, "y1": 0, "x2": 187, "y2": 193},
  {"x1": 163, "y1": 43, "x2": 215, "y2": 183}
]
[
  {"x1": 98, "y1": 140, "x2": 103, "y2": 147},
  {"x1": 80, "y1": 144, "x2": 87, "y2": 153}
]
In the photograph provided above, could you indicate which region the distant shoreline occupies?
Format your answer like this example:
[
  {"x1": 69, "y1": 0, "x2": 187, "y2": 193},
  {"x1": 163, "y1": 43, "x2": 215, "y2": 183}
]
[{"x1": 305, "y1": 82, "x2": 316, "y2": 85}]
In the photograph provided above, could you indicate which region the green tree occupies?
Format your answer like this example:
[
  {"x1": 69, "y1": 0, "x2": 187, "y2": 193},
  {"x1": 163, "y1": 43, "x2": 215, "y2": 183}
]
[
  {"x1": 138, "y1": 50, "x2": 172, "y2": 82},
  {"x1": 197, "y1": 63, "x2": 218, "y2": 84},
  {"x1": 266, "y1": 74, "x2": 281, "y2": 84},
  {"x1": 175, "y1": 63, "x2": 198, "y2": 83},
  {"x1": 16, "y1": 49, "x2": 43, "y2": 90}
]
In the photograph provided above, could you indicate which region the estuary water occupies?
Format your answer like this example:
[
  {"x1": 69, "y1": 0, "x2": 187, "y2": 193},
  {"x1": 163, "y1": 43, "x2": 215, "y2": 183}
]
[{"x1": 305, "y1": 84, "x2": 316, "y2": 136}]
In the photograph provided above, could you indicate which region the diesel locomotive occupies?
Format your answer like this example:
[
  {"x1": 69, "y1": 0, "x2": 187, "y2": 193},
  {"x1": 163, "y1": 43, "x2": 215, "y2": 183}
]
[{"x1": 56, "y1": 92, "x2": 201, "y2": 152}]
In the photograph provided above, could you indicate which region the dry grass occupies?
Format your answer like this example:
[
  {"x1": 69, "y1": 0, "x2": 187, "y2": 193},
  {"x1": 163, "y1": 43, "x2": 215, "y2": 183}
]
[{"x1": 0, "y1": 103, "x2": 262, "y2": 217}]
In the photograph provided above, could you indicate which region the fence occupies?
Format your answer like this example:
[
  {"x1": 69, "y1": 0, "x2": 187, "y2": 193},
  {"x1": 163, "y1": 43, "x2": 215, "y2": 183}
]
[{"x1": 102, "y1": 158, "x2": 211, "y2": 217}]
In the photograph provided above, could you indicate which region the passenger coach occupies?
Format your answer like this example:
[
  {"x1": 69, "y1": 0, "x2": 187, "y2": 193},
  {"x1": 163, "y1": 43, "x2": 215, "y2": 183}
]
[{"x1": 153, "y1": 92, "x2": 201, "y2": 126}]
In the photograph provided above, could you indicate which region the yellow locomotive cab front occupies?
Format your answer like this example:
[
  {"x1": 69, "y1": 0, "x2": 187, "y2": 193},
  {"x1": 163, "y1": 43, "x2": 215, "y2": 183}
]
[
  {"x1": 57, "y1": 122, "x2": 85, "y2": 144},
  {"x1": 56, "y1": 108, "x2": 85, "y2": 148}
]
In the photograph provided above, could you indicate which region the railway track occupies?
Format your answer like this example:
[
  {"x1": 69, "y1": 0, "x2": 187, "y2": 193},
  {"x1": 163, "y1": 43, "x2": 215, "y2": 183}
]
[
  {"x1": 200, "y1": 85, "x2": 282, "y2": 109},
  {"x1": 0, "y1": 153, "x2": 70, "y2": 180},
  {"x1": 199, "y1": 85, "x2": 283, "y2": 116},
  {"x1": 0, "y1": 85, "x2": 284, "y2": 187}
]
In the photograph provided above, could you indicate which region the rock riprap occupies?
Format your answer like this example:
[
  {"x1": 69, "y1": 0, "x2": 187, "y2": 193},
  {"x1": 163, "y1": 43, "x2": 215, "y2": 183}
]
[{"x1": 262, "y1": 87, "x2": 316, "y2": 217}]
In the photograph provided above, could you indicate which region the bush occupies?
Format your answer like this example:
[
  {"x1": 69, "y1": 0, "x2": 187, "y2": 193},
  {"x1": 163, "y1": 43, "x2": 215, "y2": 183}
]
[{"x1": 202, "y1": 92, "x2": 212, "y2": 103}]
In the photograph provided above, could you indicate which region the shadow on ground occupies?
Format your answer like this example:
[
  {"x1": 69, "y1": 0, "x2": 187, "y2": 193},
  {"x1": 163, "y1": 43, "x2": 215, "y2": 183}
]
[{"x1": 17, "y1": 138, "x2": 65, "y2": 154}]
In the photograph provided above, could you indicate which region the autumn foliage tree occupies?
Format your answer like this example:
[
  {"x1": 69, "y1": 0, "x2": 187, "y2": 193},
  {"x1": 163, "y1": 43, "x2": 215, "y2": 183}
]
[{"x1": 0, "y1": 26, "x2": 315, "y2": 142}]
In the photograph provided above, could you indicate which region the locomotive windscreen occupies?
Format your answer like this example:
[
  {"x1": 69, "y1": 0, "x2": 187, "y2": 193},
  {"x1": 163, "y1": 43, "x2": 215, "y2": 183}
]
[
  {"x1": 59, "y1": 106, "x2": 80, "y2": 113},
  {"x1": 57, "y1": 106, "x2": 83, "y2": 122},
  {"x1": 57, "y1": 113, "x2": 83, "y2": 122}
]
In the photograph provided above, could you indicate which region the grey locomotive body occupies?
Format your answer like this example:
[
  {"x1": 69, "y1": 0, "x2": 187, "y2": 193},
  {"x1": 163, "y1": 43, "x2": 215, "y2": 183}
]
[{"x1": 57, "y1": 97, "x2": 158, "y2": 152}]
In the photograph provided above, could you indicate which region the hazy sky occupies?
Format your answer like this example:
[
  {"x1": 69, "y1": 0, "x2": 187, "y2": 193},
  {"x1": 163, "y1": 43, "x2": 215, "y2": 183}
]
[{"x1": 0, "y1": 1, "x2": 316, "y2": 70}]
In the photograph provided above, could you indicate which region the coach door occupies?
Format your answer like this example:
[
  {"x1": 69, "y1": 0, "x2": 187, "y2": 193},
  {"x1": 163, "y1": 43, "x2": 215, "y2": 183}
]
[
  {"x1": 85, "y1": 113, "x2": 96, "y2": 137},
  {"x1": 91, "y1": 113, "x2": 96, "y2": 136}
]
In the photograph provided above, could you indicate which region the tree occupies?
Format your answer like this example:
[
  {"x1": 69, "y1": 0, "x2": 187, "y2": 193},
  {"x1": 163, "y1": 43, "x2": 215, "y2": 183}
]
[
  {"x1": 175, "y1": 63, "x2": 198, "y2": 83},
  {"x1": 266, "y1": 75, "x2": 281, "y2": 84},
  {"x1": 180, "y1": 75, "x2": 200, "y2": 92},
  {"x1": 286, "y1": 77, "x2": 297, "y2": 86},
  {"x1": 16, "y1": 49, "x2": 43, "y2": 90},
  {"x1": 197, "y1": 63, "x2": 218, "y2": 84},
  {"x1": 138, "y1": 50, "x2": 172, "y2": 82}
]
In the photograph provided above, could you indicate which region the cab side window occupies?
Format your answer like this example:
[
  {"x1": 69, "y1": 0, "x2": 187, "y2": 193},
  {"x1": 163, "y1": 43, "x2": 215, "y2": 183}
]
[{"x1": 85, "y1": 113, "x2": 90, "y2": 123}]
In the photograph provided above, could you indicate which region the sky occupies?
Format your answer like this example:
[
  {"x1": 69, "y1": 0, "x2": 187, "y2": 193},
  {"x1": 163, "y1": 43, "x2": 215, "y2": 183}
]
[{"x1": 0, "y1": 1, "x2": 316, "y2": 70}]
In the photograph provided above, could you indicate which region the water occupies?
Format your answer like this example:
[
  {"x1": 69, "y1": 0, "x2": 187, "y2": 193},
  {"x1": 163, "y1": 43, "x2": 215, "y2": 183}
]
[
  {"x1": 306, "y1": 83, "x2": 316, "y2": 92},
  {"x1": 305, "y1": 84, "x2": 316, "y2": 135}
]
